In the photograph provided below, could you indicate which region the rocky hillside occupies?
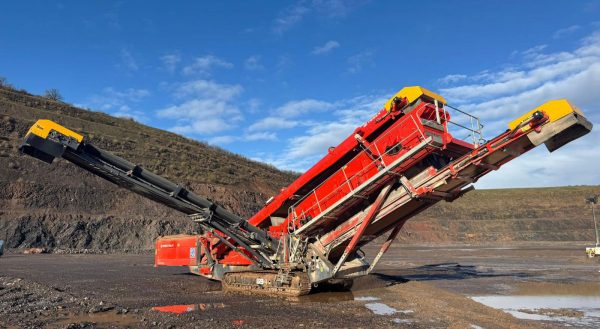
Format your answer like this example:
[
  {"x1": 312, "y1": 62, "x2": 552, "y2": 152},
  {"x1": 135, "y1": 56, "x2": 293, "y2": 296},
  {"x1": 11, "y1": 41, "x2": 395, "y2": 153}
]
[
  {"x1": 399, "y1": 186, "x2": 599, "y2": 243},
  {"x1": 0, "y1": 86, "x2": 597, "y2": 252},
  {"x1": 0, "y1": 86, "x2": 296, "y2": 252}
]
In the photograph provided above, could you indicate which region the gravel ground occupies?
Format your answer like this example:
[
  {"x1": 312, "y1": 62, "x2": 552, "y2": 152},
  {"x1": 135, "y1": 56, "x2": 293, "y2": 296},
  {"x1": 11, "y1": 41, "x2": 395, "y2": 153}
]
[{"x1": 1, "y1": 243, "x2": 598, "y2": 328}]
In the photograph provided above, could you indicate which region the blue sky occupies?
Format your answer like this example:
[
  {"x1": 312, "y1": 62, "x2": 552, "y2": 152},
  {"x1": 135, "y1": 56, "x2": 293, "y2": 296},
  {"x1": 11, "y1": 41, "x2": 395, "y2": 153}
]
[{"x1": 1, "y1": 1, "x2": 599, "y2": 188}]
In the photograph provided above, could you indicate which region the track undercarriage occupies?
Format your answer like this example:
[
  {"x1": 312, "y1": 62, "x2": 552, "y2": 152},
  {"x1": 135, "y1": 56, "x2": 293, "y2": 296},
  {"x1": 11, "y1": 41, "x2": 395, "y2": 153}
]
[{"x1": 222, "y1": 271, "x2": 311, "y2": 297}]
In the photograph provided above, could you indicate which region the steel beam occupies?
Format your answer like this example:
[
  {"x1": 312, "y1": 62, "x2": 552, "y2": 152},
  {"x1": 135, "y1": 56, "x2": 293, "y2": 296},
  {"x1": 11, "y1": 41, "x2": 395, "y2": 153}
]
[
  {"x1": 332, "y1": 181, "x2": 395, "y2": 276},
  {"x1": 366, "y1": 220, "x2": 406, "y2": 273}
]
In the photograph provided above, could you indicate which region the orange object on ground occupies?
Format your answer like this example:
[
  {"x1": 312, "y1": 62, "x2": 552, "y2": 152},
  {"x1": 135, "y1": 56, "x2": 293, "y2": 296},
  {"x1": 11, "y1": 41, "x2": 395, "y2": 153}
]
[{"x1": 154, "y1": 235, "x2": 199, "y2": 267}]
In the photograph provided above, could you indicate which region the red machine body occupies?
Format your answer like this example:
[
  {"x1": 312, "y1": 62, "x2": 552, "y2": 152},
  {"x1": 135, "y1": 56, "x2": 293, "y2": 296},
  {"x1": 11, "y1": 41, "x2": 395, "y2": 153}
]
[
  {"x1": 153, "y1": 85, "x2": 591, "y2": 291},
  {"x1": 157, "y1": 86, "x2": 470, "y2": 269}
]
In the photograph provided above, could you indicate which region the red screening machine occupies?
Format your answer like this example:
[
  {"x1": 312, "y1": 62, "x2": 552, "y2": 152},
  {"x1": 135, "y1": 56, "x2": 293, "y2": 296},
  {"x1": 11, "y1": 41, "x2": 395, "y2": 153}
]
[{"x1": 21, "y1": 86, "x2": 592, "y2": 296}]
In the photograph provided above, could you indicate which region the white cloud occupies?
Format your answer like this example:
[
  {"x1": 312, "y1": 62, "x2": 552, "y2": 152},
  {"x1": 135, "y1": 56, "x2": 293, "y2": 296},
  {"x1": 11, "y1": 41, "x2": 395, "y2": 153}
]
[
  {"x1": 158, "y1": 99, "x2": 241, "y2": 121},
  {"x1": 245, "y1": 99, "x2": 336, "y2": 142},
  {"x1": 438, "y1": 74, "x2": 467, "y2": 85},
  {"x1": 247, "y1": 98, "x2": 262, "y2": 114},
  {"x1": 245, "y1": 132, "x2": 277, "y2": 141},
  {"x1": 157, "y1": 80, "x2": 244, "y2": 136},
  {"x1": 243, "y1": 90, "x2": 387, "y2": 172},
  {"x1": 455, "y1": 63, "x2": 600, "y2": 126},
  {"x1": 244, "y1": 55, "x2": 264, "y2": 70},
  {"x1": 272, "y1": 0, "x2": 362, "y2": 34},
  {"x1": 157, "y1": 98, "x2": 242, "y2": 135},
  {"x1": 208, "y1": 135, "x2": 238, "y2": 145},
  {"x1": 174, "y1": 80, "x2": 243, "y2": 100},
  {"x1": 106, "y1": 87, "x2": 150, "y2": 101},
  {"x1": 347, "y1": 50, "x2": 375, "y2": 74},
  {"x1": 160, "y1": 53, "x2": 181, "y2": 73},
  {"x1": 276, "y1": 55, "x2": 293, "y2": 73},
  {"x1": 277, "y1": 99, "x2": 334, "y2": 117},
  {"x1": 105, "y1": 2, "x2": 122, "y2": 30},
  {"x1": 112, "y1": 105, "x2": 145, "y2": 122},
  {"x1": 440, "y1": 54, "x2": 599, "y2": 103},
  {"x1": 182, "y1": 55, "x2": 233, "y2": 76},
  {"x1": 119, "y1": 49, "x2": 138, "y2": 71},
  {"x1": 335, "y1": 93, "x2": 388, "y2": 123},
  {"x1": 272, "y1": 2, "x2": 310, "y2": 34},
  {"x1": 80, "y1": 87, "x2": 150, "y2": 122},
  {"x1": 477, "y1": 128, "x2": 600, "y2": 188},
  {"x1": 280, "y1": 93, "x2": 387, "y2": 166},
  {"x1": 438, "y1": 31, "x2": 600, "y2": 188},
  {"x1": 248, "y1": 117, "x2": 299, "y2": 131},
  {"x1": 254, "y1": 31, "x2": 600, "y2": 187},
  {"x1": 170, "y1": 117, "x2": 238, "y2": 135},
  {"x1": 253, "y1": 93, "x2": 388, "y2": 172},
  {"x1": 286, "y1": 121, "x2": 356, "y2": 159},
  {"x1": 312, "y1": 0, "x2": 355, "y2": 17},
  {"x1": 521, "y1": 44, "x2": 548, "y2": 57},
  {"x1": 311, "y1": 40, "x2": 340, "y2": 55},
  {"x1": 553, "y1": 25, "x2": 581, "y2": 39},
  {"x1": 208, "y1": 132, "x2": 277, "y2": 145}
]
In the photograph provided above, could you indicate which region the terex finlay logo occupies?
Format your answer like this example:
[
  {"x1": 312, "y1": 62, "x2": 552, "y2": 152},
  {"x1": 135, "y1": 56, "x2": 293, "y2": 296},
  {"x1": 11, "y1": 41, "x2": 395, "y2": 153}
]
[{"x1": 159, "y1": 243, "x2": 175, "y2": 248}]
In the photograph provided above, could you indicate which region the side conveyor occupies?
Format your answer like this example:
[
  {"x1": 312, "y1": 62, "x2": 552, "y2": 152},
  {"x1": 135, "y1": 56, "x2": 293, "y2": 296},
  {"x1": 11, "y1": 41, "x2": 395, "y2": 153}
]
[{"x1": 19, "y1": 120, "x2": 277, "y2": 268}]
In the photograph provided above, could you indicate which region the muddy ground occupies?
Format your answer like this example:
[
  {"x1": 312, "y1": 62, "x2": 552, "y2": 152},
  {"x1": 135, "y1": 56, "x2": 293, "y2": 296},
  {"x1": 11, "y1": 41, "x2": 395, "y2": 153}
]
[{"x1": 1, "y1": 242, "x2": 599, "y2": 328}]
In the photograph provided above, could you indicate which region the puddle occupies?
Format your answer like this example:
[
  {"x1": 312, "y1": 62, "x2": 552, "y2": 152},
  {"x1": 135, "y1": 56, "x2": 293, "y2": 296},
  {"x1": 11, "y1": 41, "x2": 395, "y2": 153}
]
[
  {"x1": 152, "y1": 303, "x2": 226, "y2": 314},
  {"x1": 472, "y1": 295, "x2": 600, "y2": 327},
  {"x1": 50, "y1": 310, "x2": 138, "y2": 328},
  {"x1": 514, "y1": 282, "x2": 600, "y2": 296},
  {"x1": 354, "y1": 296, "x2": 380, "y2": 301},
  {"x1": 392, "y1": 318, "x2": 413, "y2": 324},
  {"x1": 357, "y1": 297, "x2": 414, "y2": 318},
  {"x1": 364, "y1": 302, "x2": 398, "y2": 315}
]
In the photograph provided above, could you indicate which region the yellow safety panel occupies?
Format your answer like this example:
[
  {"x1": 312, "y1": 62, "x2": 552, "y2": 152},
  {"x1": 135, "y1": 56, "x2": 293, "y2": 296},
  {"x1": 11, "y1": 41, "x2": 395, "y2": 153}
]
[
  {"x1": 384, "y1": 86, "x2": 447, "y2": 112},
  {"x1": 508, "y1": 99, "x2": 583, "y2": 130},
  {"x1": 26, "y1": 119, "x2": 84, "y2": 142}
]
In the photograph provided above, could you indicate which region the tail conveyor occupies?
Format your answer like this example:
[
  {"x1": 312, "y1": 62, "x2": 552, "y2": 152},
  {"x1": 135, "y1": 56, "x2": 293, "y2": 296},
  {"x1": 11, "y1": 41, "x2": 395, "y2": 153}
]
[
  {"x1": 19, "y1": 120, "x2": 278, "y2": 269},
  {"x1": 20, "y1": 86, "x2": 592, "y2": 296}
]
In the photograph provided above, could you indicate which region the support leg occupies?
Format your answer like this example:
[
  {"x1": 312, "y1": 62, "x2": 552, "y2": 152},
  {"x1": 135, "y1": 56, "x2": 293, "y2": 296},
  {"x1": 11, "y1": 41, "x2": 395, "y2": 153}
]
[
  {"x1": 367, "y1": 221, "x2": 406, "y2": 274},
  {"x1": 332, "y1": 181, "x2": 395, "y2": 276}
]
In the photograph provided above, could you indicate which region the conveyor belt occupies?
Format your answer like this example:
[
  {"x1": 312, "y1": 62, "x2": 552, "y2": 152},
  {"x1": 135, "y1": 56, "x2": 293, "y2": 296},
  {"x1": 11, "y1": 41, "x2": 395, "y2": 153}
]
[{"x1": 20, "y1": 128, "x2": 276, "y2": 268}]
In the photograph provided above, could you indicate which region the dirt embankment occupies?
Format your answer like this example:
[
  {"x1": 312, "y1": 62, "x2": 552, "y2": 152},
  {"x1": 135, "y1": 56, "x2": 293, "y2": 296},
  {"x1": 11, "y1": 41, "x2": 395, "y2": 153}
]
[
  {"x1": 0, "y1": 87, "x2": 295, "y2": 252},
  {"x1": 399, "y1": 186, "x2": 599, "y2": 243}
]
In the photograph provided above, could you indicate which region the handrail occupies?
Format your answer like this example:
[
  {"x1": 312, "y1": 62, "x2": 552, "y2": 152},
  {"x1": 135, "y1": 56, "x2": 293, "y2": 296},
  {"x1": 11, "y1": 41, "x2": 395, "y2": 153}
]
[
  {"x1": 445, "y1": 104, "x2": 485, "y2": 146},
  {"x1": 287, "y1": 114, "x2": 430, "y2": 233},
  {"x1": 286, "y1": 103, "x2": 485, "y2": 235}
]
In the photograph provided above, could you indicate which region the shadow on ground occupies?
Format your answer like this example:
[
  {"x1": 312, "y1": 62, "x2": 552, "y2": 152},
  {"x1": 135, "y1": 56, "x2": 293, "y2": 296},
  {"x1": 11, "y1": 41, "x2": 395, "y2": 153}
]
[
  {"x1": 295, "y1": 261, "x2": 530, "y2": 302},
  {"x1": 375, "y1": 262, "x2": 530, "y2": 282}
]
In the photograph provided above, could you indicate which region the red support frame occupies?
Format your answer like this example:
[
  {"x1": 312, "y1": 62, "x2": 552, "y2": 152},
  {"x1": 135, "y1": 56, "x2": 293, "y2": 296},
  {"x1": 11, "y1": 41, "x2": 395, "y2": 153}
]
[{"x1": 331, "y1": 181, "x2": 395, "y2": 275}]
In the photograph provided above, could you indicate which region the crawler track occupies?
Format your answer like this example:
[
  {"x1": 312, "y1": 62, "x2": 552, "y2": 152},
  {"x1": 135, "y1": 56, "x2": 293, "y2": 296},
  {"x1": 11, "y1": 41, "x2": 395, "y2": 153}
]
[{"x1": 222, "y1": 271, "x2": 311, "y2": 297}]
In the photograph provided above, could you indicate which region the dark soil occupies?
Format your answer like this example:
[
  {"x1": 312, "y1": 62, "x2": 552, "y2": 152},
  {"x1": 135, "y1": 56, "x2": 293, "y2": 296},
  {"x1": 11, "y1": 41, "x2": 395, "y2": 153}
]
[
  {"x1": 0, "y1": 253, "x2": 394, "y2": 328},
  {"x1": 5, "y1": 243, "x2": 593, "y2": 328}
]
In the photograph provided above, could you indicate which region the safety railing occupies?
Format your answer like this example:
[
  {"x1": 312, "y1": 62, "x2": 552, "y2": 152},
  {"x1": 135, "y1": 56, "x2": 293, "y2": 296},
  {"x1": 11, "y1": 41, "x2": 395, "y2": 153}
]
[
  {"x1": 287, "y1": 114, "x2": 431, "y2": 234},
  {"x1": 444, "y1": 104, "x2": 485, "y2": 147}
]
